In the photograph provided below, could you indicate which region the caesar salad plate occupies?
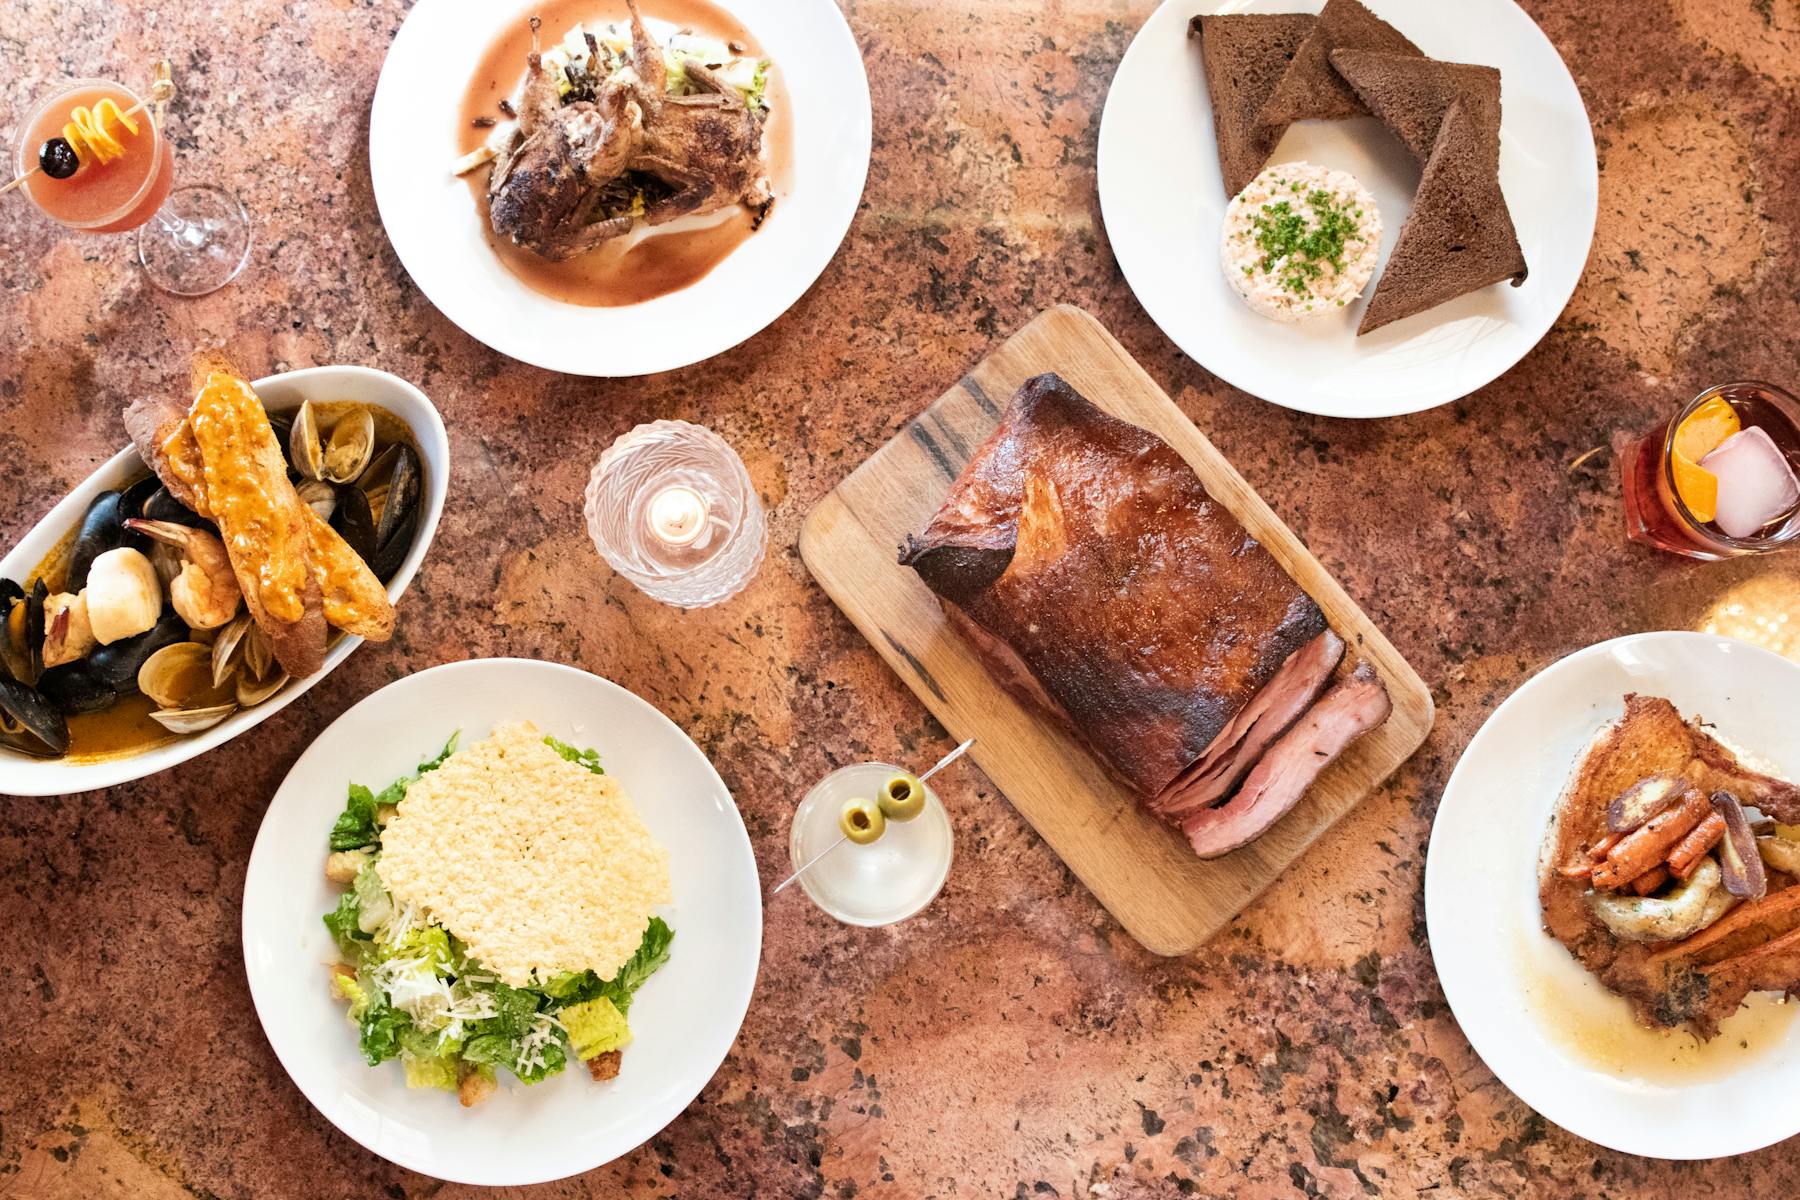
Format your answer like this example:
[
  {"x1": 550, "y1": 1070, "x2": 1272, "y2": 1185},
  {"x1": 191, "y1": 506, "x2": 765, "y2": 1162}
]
[{"x1": 242, "y1": 658, "x2": 761, "y2": 1185}]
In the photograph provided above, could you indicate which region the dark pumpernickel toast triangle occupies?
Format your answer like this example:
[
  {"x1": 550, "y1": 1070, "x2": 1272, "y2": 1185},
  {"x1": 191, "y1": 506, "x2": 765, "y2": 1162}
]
[
  {"x1": 1329, "y1": 48, "x2": 1502, "y2": 163},
  {"x1": 1254, "y1": 0, "x2": 1420, "y2": 128},
  {"x1": 1190, "y1": 13, "x2": 1315, "y2": 197},
  {"x1": 1358, "y1": 99, "x2": 1529, "y2": 335}
]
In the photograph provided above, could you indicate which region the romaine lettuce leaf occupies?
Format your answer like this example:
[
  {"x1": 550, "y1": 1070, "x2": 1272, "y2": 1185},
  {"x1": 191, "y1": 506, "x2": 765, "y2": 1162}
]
[{"x1": 543, "y1": 735, "x2": 603, "y2": 774}]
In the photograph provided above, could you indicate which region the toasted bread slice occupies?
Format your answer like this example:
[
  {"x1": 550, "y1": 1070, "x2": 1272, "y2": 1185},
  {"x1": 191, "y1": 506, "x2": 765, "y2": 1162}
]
[
  {"x1": 184, "y1": 361, "x2": 328, "y2": 678},
  {"x1": 303, "y1": 509, "x2": 396, "y2": 641},
  {"x1": 1357, "y1": 99, "x2": 1527, "y2": 335},
  {"x1": 1328, "y1": 49, "x2": 1501, "y2": 163},
  {"x1": 1253, "y1": 0, "x2": 1420, "y2": 128},
  {"x1": 1191, "y1": 13, "x2": 1315, "y2": 197}
]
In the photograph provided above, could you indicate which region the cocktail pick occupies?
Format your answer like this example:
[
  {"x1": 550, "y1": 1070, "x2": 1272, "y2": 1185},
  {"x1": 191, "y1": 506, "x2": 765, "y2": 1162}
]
[
  {"x1": 771, "y1": 737, "x2": 974, "y2": 896},
  {"x1": 2, "y1": 68, "x2": 176, "y2": 198}
]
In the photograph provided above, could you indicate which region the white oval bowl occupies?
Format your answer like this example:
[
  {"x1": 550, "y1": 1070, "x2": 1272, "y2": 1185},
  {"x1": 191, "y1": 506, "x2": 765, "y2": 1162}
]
[{"x1": 0, "y1": 365, "x2": 450, "y2": 796}]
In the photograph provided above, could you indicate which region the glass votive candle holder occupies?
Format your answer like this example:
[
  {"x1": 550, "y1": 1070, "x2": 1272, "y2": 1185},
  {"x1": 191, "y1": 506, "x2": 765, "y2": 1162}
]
[{"x1": 584, "y1": 419, "x2": 766, "y2": 608}]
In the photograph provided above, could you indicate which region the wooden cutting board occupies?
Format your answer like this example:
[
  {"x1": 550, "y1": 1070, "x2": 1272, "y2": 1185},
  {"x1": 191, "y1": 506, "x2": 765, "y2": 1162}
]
[{"x1": 799, "y1": 306, "x2": 1433, "y2": 955}]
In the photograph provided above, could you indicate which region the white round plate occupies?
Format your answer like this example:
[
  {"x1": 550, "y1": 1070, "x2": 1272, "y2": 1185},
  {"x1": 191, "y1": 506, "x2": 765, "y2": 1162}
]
[
  {"x1": 1426, "y1": 632, "x2": 1800, "y2": 1159},
  {"x1": 370, "y1": 0, "x2": 871, "y2": 377},
  {"x1": 242, "y1": 658, "x2": 761, "y2": 1185},
  {"x1": 1098, "y1": 0, "x2": 1597, "y2": 417}
]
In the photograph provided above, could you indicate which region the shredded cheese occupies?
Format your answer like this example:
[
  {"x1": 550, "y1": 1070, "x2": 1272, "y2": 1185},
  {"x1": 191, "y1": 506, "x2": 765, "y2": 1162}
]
[{"x1": 375, "y1": 721, "x2": 671, "y2": 987}]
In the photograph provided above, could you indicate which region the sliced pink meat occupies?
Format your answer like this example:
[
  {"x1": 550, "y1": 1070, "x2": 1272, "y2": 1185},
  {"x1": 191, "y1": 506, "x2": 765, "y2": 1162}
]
[
  {"x1": 1150, "y1": 629, "x2": 1345, "y2": 819},
  {"x1": 1182, "y1": 661, "x2": 1392, "y2": 859}
]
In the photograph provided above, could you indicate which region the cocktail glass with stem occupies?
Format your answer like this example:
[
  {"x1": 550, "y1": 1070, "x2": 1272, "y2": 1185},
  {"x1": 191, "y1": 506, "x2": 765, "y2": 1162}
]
[{"x1": 12, "y1": 71, "x2": 251, "y2": 295}]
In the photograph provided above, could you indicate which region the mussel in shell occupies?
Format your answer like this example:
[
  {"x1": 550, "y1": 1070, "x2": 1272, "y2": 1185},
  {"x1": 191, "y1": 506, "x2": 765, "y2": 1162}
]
[
  {"x1": 0, "y1": 675, "x2": 69, "y2": 757},
  {"x1": 1, "y1": 580, "x2": 46, "y2": 686},
  {"x1": 141, "y1": 485, "x2": 211, "y2": 530},
  {"x1": 37, "y1": 609, "x2": 186, "y2": 715},
  {"x1": 330, "y1": 485, "x2": 379, "y2": 564},
  {"x1": 355, "y1": 443, "x2": 421, "y2": 582}
]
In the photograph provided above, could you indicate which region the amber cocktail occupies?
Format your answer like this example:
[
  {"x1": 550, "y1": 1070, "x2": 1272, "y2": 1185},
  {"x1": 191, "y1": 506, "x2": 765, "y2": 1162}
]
[
  {"x1": 1622, "y1": 382, "x2": 1800, "y2": 560},
  {"x1": 12, "y1": 75, "x2": 251, "y2": 295}
]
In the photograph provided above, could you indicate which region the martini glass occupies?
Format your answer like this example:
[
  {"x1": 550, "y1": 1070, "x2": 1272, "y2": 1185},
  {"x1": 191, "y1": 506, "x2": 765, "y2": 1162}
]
[
  {"x1": 787, "y1": 762, "x2": 955, "y2": 926},
  {"x1": 11, "y1": 70, "x2": 251, "y2": 295}
]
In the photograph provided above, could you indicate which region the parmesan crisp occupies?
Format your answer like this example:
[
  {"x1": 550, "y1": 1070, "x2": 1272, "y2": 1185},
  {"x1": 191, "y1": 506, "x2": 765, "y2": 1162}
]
[{"x1": 375, "y1": 720, "x2": 671, "y2": 986}]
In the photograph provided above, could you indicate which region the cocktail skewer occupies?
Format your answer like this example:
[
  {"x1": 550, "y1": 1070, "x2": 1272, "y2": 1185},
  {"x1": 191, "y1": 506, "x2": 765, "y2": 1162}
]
[
  {"x1": 1, "y1": 72, "x2": 174, "y2": 198},
  {"x1": 772, "y1": 737, "x2": 973, "y2": 896}
]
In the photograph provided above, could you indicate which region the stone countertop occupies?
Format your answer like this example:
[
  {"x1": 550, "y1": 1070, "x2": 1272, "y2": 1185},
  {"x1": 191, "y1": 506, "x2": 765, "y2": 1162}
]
[{"x1": 4, "y1": 0, "x2": 1800, "y2": 1196}]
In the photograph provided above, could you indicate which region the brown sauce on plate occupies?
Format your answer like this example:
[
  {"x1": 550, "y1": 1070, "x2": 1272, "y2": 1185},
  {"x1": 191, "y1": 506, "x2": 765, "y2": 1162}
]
[{"x1": 455, "y1": 0, "x2": 794, "y2": 307}]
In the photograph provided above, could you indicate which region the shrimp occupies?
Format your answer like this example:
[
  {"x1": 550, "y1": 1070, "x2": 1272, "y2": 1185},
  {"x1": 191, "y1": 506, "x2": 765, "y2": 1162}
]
[{"x1": 123, "y1": 518, "x2": 243, "y2": 630}]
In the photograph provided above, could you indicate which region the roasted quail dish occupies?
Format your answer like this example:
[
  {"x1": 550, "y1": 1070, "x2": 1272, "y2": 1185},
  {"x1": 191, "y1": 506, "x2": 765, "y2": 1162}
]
[
  {"x1": 468, "y1": 0, "x2": 773, "y2": 261},
  {"x1": 0, "y1": 354, "x2": 421, "y2": 763},
  {"x1": 1540, "y1": 694, "x2": 1800, "y2": 1038}
]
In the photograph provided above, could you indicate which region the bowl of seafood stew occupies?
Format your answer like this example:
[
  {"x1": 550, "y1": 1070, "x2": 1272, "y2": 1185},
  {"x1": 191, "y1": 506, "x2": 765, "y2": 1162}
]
[{"x1": 0, "y1": 365, "x2": 448, "y2": 796}]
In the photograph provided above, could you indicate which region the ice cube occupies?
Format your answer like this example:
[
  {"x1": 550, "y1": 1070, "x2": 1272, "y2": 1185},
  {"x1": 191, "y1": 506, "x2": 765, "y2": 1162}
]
[{"x1": 1700, "y1": 426, "x2": 1800, "y2": 539}]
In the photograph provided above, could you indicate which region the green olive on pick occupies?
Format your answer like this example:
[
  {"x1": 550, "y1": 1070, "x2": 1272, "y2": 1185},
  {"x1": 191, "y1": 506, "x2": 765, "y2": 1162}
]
[
  {"x1": 878, "y1": 771, "x2": 927, "y2": 822},
  {"x1": 839, "y1": 797, "x2": 886, "y2": 845}
]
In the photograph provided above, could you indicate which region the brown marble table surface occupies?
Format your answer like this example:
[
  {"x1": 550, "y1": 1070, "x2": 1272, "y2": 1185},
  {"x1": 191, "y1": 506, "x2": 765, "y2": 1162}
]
[{"x1": 4, "y1": 0, "x2": 1800, "y2": 1196}]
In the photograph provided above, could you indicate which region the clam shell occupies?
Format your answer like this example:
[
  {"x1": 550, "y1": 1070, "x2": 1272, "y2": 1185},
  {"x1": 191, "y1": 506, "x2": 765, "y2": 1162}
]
[
  {"x1": 139, "y1": 641, "x2": 235, "y2": 711},
  {"x1": 150, "y1": 703, "x2": 237, "y2": 734},
  {"x1": 296, "y1": 479, "x2": 338, "y2": 522},
  {"x1": 241, "y1": 622, "x2": 274, "y2": 683},
  {"x1": 236, "y1": 669, "x2": 289, "y2": 708},
  {"x1": 289, "y1": 401, "x2": 325, "y2": 482},
  {"x1": 211, "y1": 613, "x2": 252, "y2": 688},
  {"x1": 321, "y1": 407, "x2": 376, "y2": 484}
]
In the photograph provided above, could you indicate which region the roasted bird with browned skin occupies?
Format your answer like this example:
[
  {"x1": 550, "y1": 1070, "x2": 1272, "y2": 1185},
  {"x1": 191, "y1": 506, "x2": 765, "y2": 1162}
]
[{"x1": 486, "y1": 0, "x2": 771, "y2": 261}]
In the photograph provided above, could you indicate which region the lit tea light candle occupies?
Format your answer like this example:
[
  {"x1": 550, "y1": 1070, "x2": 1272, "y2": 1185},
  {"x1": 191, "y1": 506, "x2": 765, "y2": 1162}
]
[{"x1": 647, "y1": 484, "x2": 708, "y2": 547}]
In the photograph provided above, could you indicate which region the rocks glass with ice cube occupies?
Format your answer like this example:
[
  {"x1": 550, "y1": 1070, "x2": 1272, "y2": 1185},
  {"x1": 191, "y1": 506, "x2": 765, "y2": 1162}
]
[{"x1": 1623, "y1": 382, "x2": 1800, "y2": 560}]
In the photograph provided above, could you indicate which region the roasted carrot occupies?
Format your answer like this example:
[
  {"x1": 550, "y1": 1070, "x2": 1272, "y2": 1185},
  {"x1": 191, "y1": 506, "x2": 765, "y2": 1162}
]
[
  {"x1": 1629, "y1": 865, "x2": 1671, "y2": 896},
  {"x1": 1667, "y1": 812, "x2": 1726, "y2": 878},
  {"x1": 1703, "y1": 923, "x2": 1800, "y2": 977},
  {"x1": 1559, "y1": 860, "x2": 1596, "y2": 880},
  {"x1": 1651, "y1": 884, "x2": 1800, "y2": 963},
  {"x1": 1588, "y1": 831, "x2": 1622, "y2": 860},
  {"x1": 1592, "y1": 790, "x2": 1710, "y2": 891}
]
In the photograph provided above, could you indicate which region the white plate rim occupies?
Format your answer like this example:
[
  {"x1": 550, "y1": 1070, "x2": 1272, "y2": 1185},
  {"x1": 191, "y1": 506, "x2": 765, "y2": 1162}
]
[
  {"x1": 1425, "y1": 630, "x2": 1800, "y2": 1159},
  {"x1": 241, "y1": 657, "x2": 763, "y2": 1185},
  {"x1": 368, "y1": 0, "x2": 873, "y2": 377},
  {"x1": 1096, "y1": 0, "x2": 1599, "y2": 418}
]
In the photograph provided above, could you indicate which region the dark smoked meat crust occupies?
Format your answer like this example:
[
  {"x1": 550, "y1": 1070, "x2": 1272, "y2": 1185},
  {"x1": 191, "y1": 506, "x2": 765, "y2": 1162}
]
[{"x1": 899, "y1": 373, "x2": 1327, "y2": 800}]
